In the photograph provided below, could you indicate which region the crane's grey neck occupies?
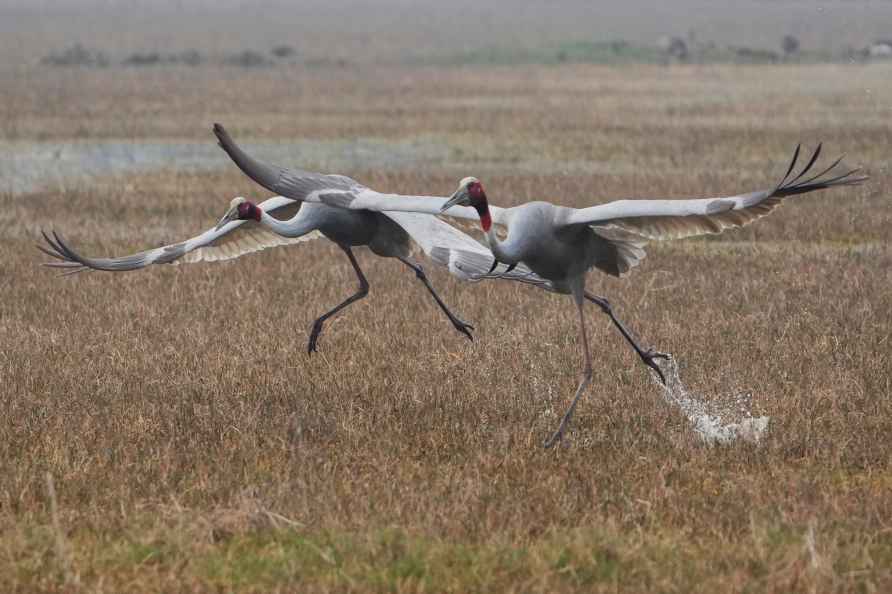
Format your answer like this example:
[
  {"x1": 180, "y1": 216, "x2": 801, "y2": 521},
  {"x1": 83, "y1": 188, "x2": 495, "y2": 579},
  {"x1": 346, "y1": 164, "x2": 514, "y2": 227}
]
[
  {"x1": 483, "y1": 220, "x2": 519, "y2": 265},
  {"x1": 471, "y1": 198, "x2": 518, "y2": 265},
  {"x1": 258, "y1": 209, "x2": 302, "y2": 237}
]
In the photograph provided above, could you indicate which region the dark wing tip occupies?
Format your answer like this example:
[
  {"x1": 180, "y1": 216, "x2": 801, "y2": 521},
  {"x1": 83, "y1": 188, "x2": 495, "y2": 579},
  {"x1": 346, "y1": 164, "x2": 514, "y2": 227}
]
[
  {"x1": 784, "y1": 143, "x2": 823, "y2": 188},
  {"x1": 40, "y1": 228, "x2": 70, "y2": 260},
  {"x1": 36, "y1": 242, "x2": 65, "y2": 261},
  {"x1": 213, "y1": 123, "x2": 230, "y2": 147},
  {"x1": 37, "y1": 229, "x2": 90, "y2": 275},
  {"x1": 776, "y1": 147, "x2": 868, "y2": 196},
  {"x1": 56, "y1": 233, "x2": 81, "y2": 265},
  {"x1": 778, "y1": 143, "x2": 802, "y2": 188},
  {"x1": 212, "y1": 123, "x2": 283, "y2": 192}
]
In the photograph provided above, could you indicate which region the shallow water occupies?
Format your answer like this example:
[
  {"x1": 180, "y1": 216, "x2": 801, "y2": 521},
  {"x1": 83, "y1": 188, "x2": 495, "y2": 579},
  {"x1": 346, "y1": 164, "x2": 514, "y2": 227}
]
[
  {"x1": 0, "y1": 138, "x2": 454, "y2": 196},
  {"x1": 652, "y1": 357, "x2": 770, "y2": 445},
  {"x1": 0, "y1": 138, "x2": 648, "y2": 197}
]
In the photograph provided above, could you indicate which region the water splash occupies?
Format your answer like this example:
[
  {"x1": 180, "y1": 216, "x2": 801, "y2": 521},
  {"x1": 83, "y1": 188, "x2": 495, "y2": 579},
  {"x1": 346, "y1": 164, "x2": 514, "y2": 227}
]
[{"x1": 652, "y1": 357, "x2": 770, "y2": 445}]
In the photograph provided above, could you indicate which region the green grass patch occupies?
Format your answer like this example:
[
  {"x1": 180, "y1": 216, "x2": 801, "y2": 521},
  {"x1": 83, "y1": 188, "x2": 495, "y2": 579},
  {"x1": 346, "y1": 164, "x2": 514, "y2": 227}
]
[{"x1": 7, "y1": 521, "x2": 890, "y2": 592}]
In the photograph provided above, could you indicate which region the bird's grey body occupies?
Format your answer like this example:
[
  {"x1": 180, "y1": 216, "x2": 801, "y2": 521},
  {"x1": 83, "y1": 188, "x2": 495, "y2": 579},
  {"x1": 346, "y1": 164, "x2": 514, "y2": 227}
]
[
  {"x1": 497, "y1": 201, "x2": 641, "y2": 292},
  {"x1": 282, "y1": 201, "x2": 410, "y2": 258},
  {"x1": 498, "y1": 202, "x2": 583, "y2": 285}
]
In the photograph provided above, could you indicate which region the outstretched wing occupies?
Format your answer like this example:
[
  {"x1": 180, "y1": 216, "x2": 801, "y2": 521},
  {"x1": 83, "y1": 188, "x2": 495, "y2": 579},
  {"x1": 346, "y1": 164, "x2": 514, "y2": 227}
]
[
  {"x1": 213, "y1": 123, "x2": 510, "y2": 226},
  {"x1": 39, "y1": 196, "x2": 322, "y2": 274},
  {"x1": 382, "y1": 210, "x2": 552, "y2": 289},
  {"x1": 561, "y1": 144, "x2": 867, "y2": 240}
]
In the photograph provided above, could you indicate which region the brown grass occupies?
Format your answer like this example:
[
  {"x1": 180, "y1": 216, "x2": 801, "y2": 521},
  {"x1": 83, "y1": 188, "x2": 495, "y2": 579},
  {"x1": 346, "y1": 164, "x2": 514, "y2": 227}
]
[{"x1": 1, "y1": 59, "x2": 891, "y2": 592}]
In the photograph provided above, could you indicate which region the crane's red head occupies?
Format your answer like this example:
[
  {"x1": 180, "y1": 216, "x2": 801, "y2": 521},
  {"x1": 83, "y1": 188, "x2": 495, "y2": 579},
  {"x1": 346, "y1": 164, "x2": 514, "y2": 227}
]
[
  {"x1": 215, "y1": 197, "x2": 261, "y2": 230},
  {"x1": 441, "y1": 177, "x2": 491, "y2": 231},
  {"x1": 465, "y1": 179, "x2": 486, "y2": 205},
  {"x1": 236, "y1": 200, "x2": 261, "y2": 221}
]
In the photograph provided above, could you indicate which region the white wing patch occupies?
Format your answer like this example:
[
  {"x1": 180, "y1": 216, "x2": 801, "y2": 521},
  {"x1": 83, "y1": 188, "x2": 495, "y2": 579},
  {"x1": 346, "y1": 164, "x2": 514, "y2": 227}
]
[
  {"x1": 383, "y1": 210, "x2": 550, "y2": 288},
  {"x1": 178, "y1": 226, "x2": 323, "y2": 264}
]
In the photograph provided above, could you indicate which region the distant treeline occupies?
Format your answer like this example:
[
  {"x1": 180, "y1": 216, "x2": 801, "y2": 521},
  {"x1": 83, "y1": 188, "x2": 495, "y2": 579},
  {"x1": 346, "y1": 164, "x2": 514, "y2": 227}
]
[
  {"x1": 39, "y1": 37, "x2": 892, "y2": 69},
  {"x1": 446, "y1": 36, "x2": 892, "y2": 66},
  {"x1": 39, "y1": 44, "x2": 324, "y2": 69}
]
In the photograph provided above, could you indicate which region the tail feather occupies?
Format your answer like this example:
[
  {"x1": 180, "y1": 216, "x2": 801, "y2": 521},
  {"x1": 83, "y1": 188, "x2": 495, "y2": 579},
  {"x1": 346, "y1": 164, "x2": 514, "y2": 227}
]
[{"x1": 590, "y1": 225, "x2": 649, "y2": 277}]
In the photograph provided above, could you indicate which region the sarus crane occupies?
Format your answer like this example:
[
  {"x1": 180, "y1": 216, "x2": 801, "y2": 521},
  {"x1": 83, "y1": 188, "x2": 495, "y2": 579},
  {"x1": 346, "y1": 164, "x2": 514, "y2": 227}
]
[
  {"x1": 209, "y1": 131, "x2": 866, "y2": 447},
  {"x1": 40, "y1": 189, "x2": 517, "y2": 352}
]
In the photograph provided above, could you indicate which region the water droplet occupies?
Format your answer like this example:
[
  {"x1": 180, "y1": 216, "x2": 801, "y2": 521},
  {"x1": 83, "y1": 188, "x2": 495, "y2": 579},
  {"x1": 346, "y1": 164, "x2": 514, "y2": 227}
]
[{"x1": 652, "y1": 357, "x2": 770, "y2": 445}]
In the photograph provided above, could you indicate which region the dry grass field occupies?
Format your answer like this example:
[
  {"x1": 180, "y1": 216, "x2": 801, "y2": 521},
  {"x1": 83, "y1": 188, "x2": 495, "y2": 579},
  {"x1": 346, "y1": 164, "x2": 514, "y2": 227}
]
[{"x1": 2, "y1": 4, "x2": 892, "y2": 591}]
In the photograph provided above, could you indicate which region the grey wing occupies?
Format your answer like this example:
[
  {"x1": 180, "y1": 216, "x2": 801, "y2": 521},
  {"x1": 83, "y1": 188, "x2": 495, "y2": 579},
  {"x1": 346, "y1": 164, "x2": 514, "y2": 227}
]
[
  {"x1": 214, "y1": 123, "x2": 363, "y2": 202},
  {"x1": 562, "y1": 144, "x2": 866, "y2": 241},
  {"x1": 214, "y1": 123, "x2": 510, "y2": 225},
  {"x1": 39, "y1": 196, "x2": 322, "y2": 274},
  {"x1": 382, "y1": 211, "x2": 554, "y2": 290}
]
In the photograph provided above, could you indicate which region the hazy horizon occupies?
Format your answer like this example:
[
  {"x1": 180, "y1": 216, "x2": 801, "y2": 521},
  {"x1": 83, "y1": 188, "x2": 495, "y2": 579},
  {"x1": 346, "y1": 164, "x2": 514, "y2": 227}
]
[{"x1": 4, "y1": 0, "x2": 892, "y2": 65}]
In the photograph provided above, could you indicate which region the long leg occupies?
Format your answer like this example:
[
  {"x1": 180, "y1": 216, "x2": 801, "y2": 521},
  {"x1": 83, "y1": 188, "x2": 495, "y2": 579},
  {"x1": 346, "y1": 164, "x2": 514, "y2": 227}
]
[
  {"x1": 397, "y1": 257, "x2": 474, "y2": 341},
  {"x1": 584, "y1": 291, "x2": 670, "y2": 384},
  {"x1": 544, "y1": 281, "x2": 594, "y2": 448},
  {"x1": 307, "y1": 246, "x2": 370, "y2": 354}
]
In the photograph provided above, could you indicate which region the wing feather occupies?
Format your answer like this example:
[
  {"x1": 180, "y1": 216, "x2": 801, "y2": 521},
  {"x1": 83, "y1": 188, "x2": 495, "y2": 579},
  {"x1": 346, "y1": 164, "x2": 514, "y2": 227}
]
[
  {"x1": 214, "y1": 123, "x2": 362, "y2": 199},
  {"x1": 563, "y1": 145, "x2": 866, "y2": 241},
  {"x1": 382, "y1": 210, "x2": 550, "y2": 288},
  {"x1": 40, "y1": 196, "x2": 321, "y2": 274},
  {"x1": 213, "y1": 123, "x2": 509, "y2": 225}
]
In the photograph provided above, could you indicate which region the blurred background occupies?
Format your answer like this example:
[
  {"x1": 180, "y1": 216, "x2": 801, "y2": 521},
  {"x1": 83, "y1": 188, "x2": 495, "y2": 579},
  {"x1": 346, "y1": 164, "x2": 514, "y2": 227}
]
[{"x1": 4, "y1": 0, "x2": 892, "y2": 66}]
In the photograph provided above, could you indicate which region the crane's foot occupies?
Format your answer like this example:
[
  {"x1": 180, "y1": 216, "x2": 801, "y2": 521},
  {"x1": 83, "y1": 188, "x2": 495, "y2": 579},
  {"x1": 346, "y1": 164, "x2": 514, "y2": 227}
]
[
  {"x1": 638, "y1": 348, "x2": 671, "y2": 385},
  {"x1": 450, "y1": 318, "x2": 475, "y2": 341},
  {"x1": 544, "y1": 415, "x2": 571, "y2": 449},
  {"x1": 544, "y1": 403, "x2": 582, "y2": 448},
  {"x1": 307, "y1": 321, "x2": 325, "y2": 354}
]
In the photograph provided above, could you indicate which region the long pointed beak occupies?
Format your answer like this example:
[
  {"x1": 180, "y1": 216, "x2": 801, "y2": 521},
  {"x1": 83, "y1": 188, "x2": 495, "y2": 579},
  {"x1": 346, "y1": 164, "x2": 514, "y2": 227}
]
[
  {"x1": 440, "y1": 189, "x2": 468, "y2": 213},
  {"x1": 215, "y1": 206, "x2": 238, "y2": 231}
]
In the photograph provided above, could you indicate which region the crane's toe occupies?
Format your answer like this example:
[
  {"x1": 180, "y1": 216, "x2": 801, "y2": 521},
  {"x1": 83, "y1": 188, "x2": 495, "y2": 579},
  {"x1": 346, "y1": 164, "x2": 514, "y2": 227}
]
[
  {"x1": 453, "y1": 319, "x2": 475, "y2": 341},
  {"x1": 307, "y1": 321, "x2": 325, "y2": 355},
  {"x1": 543, "y1": 426, "x2": 566, "y2": 449},
  {"x1": 640, "y1": 348, "x2": 670, "y2": 385}
]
